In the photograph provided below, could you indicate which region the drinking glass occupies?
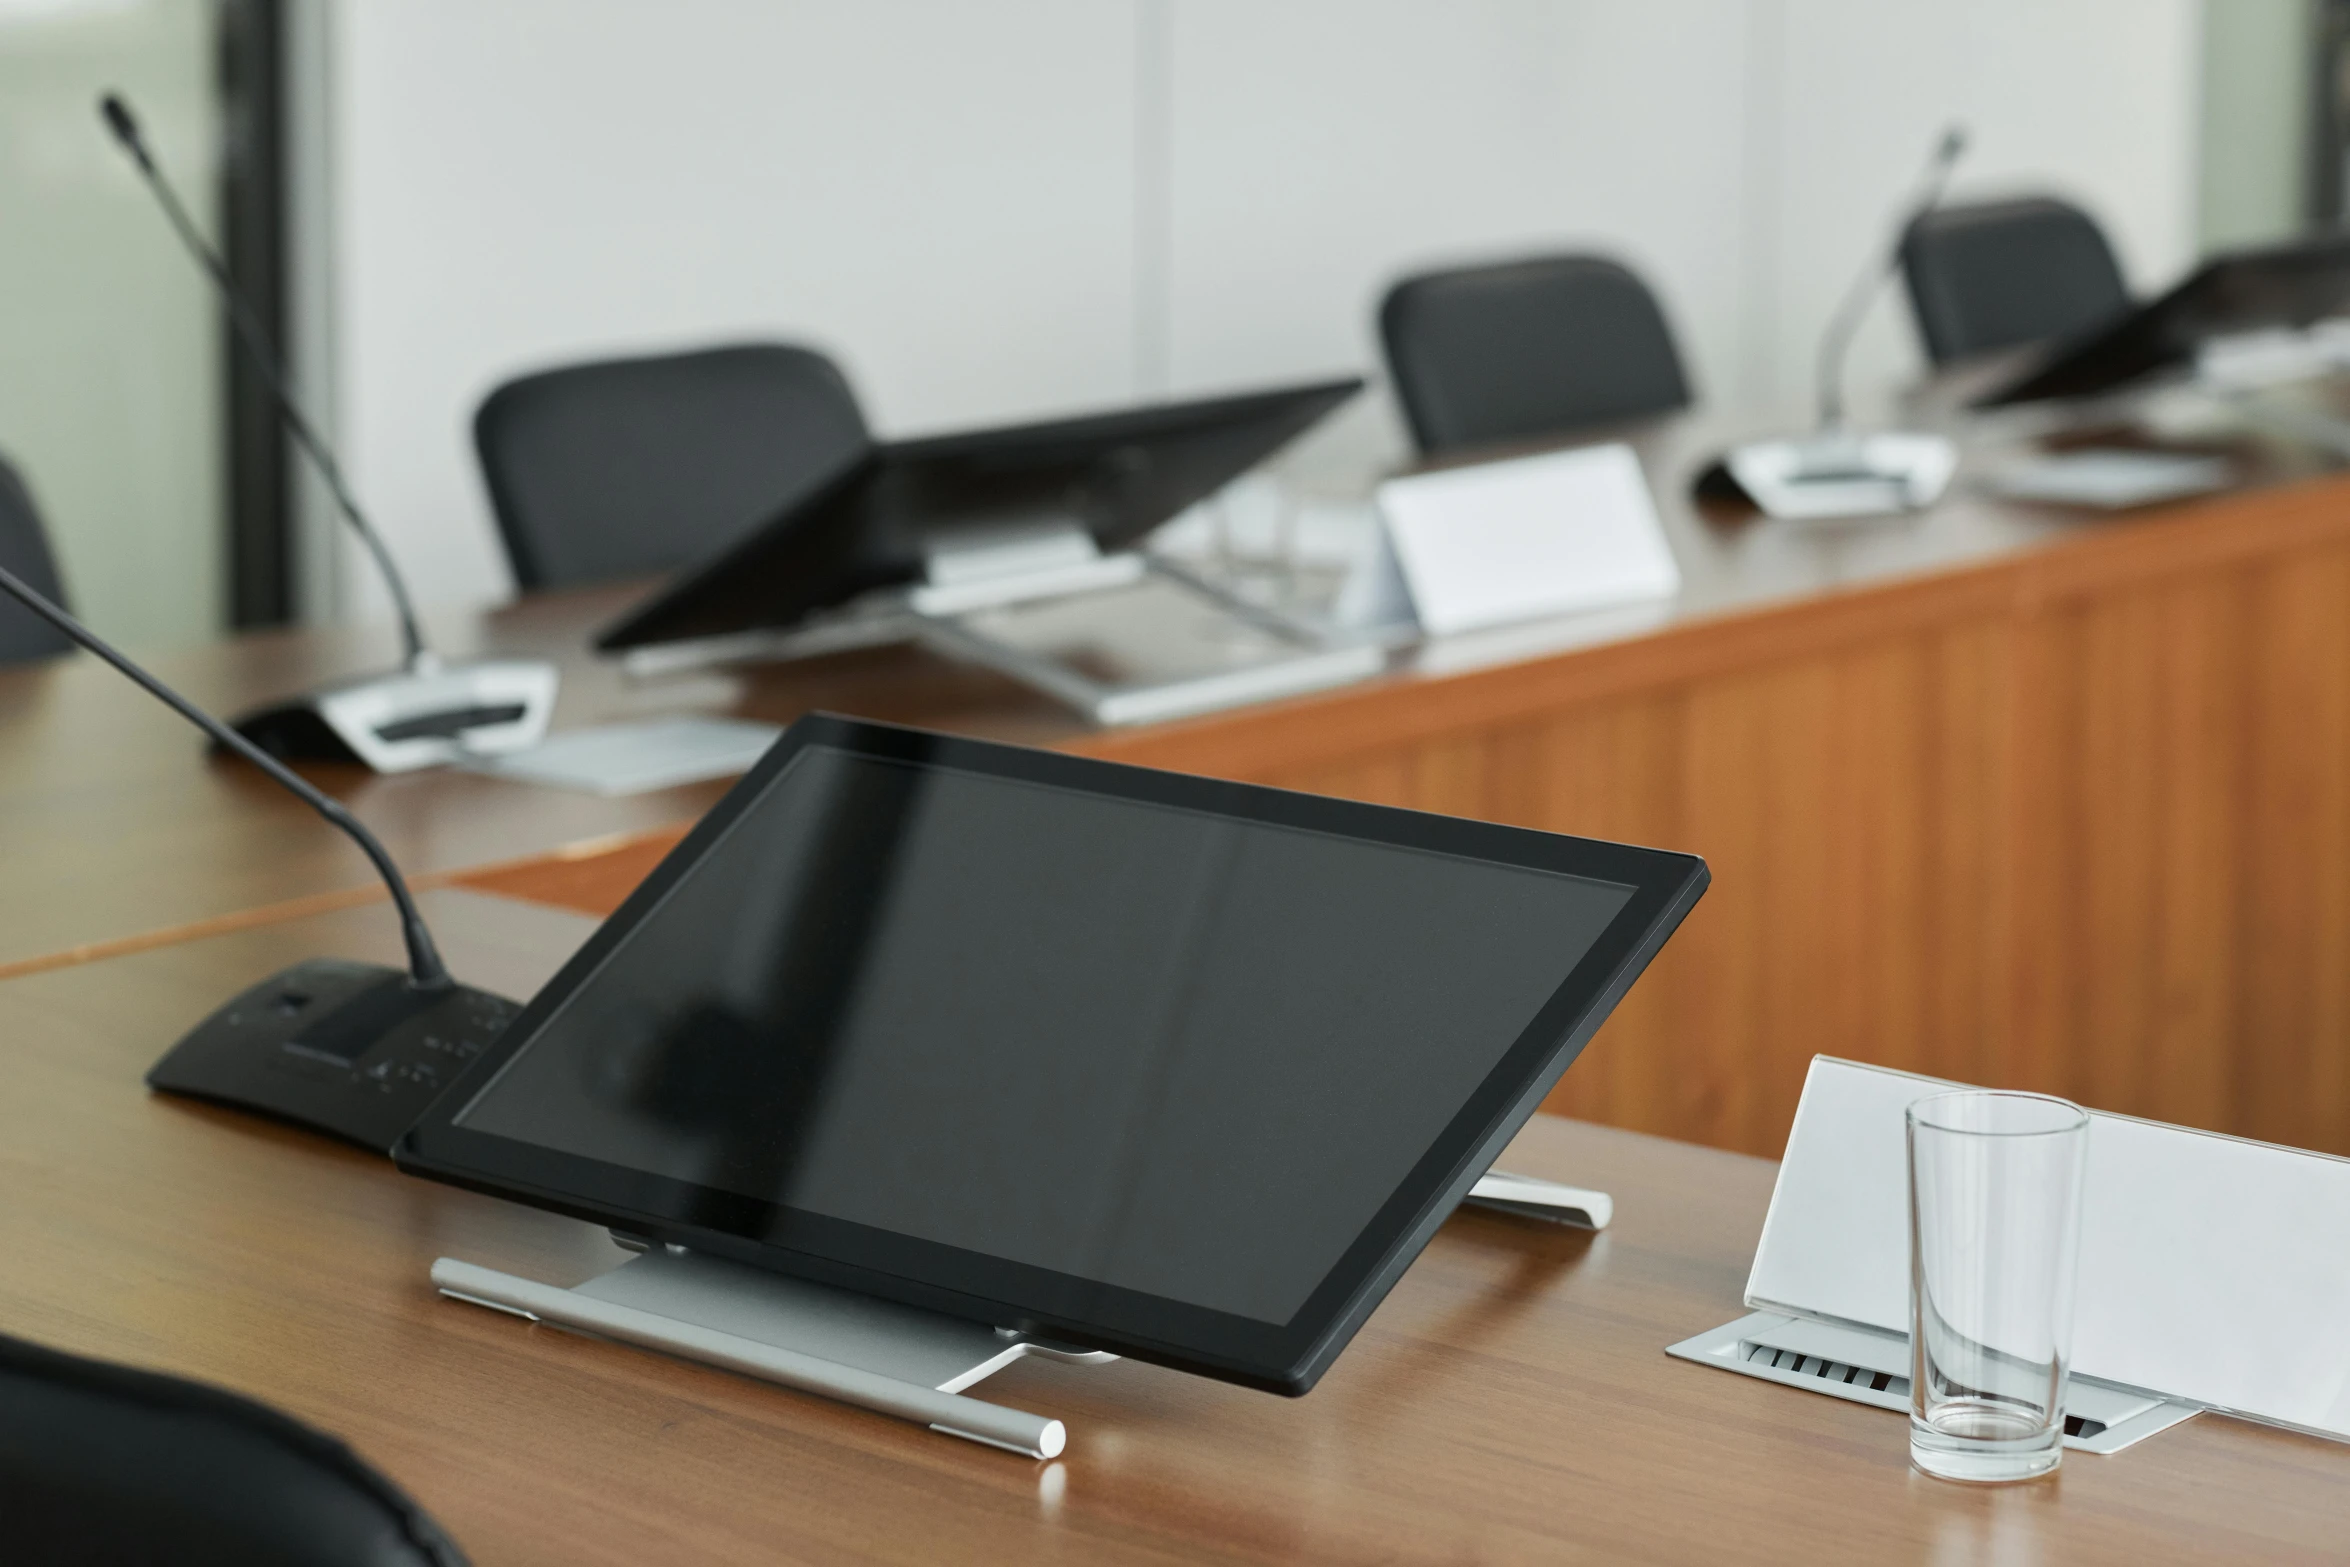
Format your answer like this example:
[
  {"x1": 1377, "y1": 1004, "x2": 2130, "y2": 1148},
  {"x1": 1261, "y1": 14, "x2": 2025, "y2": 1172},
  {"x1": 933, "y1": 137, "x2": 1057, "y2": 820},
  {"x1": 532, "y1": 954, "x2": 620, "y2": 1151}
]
[{"x1": 1906, "y1": 1089, "x2": 2090, "y2": 1483}]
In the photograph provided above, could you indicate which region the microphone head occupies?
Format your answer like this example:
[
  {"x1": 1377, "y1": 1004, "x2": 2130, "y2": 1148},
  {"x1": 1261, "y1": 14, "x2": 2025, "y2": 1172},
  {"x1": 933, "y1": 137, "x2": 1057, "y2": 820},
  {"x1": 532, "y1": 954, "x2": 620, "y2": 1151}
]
[
  {"x1": 98, "y1": 92, "x2": 152, "y2": 168},
  {"x1": 1937, "y1": 124, "x2": 1969, "y2": 166}
]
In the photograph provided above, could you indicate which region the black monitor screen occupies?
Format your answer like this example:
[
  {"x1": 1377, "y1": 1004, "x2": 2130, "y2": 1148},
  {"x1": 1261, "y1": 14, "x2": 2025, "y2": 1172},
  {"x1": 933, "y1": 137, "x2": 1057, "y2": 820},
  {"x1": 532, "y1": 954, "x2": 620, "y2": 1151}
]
[{"x1": 450, "y1": 743, "x2": 1633, "y2": 1325}]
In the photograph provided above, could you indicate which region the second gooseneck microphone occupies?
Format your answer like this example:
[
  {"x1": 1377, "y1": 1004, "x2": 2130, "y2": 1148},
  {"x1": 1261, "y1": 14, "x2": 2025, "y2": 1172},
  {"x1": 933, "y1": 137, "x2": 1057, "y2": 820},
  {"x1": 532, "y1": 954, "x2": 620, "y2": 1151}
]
[
  {"x1": 100, "y1": 92, "x2": 431, "y2": 674},
  {"x1": 98, "y1": 90, "x2": 559, "y2": 774},
  {"x1": 1814, "y1": 124, "x2": 1970, "y2": 434},
  {"x1": 1699, "y1": 124, "x2": 1969, "y2": 522}
]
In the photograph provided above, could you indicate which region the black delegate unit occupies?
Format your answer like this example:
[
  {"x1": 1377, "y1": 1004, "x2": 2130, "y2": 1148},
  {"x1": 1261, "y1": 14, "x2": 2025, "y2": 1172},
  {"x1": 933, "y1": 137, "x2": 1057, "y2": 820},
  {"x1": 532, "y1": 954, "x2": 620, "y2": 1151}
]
[{"x1": 398, "y1": 715, "x2": 1707, "y2": 1396}]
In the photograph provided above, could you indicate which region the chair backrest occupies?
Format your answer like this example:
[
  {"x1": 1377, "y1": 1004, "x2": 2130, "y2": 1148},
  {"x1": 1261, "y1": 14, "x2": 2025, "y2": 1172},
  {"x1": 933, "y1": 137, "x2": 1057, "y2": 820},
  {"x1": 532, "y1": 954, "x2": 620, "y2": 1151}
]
[
  {"x1": 473, "y1": 342, "x2": 870, "y2": 591},
  {"x1": 0, "y1": 1331, "x2": 466, "y2": 1566},
  {"x1": 1379, "y1": 255, "x2": 1693, "y2": 456},
  {"x1": 0, "y1": 450, "x2": 74, "y2": 664},
  {"x1": 1899, "y1": 196, "x2": 2131, "y2": 366}
]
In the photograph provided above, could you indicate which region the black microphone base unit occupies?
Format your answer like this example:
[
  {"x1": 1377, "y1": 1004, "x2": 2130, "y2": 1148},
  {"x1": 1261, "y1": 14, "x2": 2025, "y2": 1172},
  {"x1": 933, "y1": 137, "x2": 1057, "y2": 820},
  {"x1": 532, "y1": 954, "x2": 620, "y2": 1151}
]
[
  {"x1": 229, "y1": 660, "x2": 561, "y2": 773},
  {"x1": 146, "y1": 958, "x2": 522, "y2": 1153}
]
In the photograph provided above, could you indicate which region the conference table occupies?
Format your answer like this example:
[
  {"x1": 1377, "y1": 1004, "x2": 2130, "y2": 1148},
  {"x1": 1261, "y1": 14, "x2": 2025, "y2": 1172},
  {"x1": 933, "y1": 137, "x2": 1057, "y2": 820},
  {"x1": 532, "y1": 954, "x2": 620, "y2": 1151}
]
[
  {"x1": 2, "y1": 889, "x2": 2341, "y2": 1564},
  {"x1": 6, "y1": 395, "x2": 2350, "y2": 1557}
]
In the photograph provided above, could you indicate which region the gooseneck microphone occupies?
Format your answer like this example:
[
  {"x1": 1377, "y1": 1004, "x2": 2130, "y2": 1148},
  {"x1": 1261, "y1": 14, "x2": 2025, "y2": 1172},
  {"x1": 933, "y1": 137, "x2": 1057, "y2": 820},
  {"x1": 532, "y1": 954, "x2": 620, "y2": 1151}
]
[
  {"x1": 101, "y1": 92, "x2": 429, "y2": 674},
  {"x1": 0, "y1": 562, "x2": 445, "y2": 983},
  {"x1": 99, "y1": 90, "x2": 558, "y2": 774},
  {"x1": 1699, "y1": 123, "x2": 1969, "y2": 522},
  {"x1": 1813, "y1": 124, "x2": 1969, "y2": 434},
  {"x1": 0, "y1": 562, "x2": 522, "y2": 1151}
]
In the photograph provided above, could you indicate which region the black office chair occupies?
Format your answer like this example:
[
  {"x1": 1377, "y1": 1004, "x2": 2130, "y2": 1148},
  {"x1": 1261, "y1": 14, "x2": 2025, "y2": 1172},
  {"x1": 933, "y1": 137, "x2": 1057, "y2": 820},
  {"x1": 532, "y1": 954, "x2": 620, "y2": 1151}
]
[
  {"x1": 1378, "y1": 254, "x2": 1693, "y2": 456},
  {"x1": 1899, "y1": 196, "x2": 2131, "y2": 366},
  {"x1": 0, "y1": 450, "x2": 75, "y2": 663},
  {"x1": 0, "y1": 1330, "x2": 467, "y2": 1565},
  {"x1": 473, "y1": 342, "x2": 870, "y2": 591}
]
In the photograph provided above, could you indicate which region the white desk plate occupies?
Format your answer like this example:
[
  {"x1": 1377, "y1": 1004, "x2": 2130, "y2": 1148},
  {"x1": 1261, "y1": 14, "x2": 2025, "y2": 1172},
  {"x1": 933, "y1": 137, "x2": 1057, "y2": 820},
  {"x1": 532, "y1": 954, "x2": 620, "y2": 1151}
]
[
  {"x1": 1375, "y1": 443, "x2": 1680, "y2": 636},
  {"x1": 1749, "y1": 1057, "x2": 2350, "y2": 1443}
]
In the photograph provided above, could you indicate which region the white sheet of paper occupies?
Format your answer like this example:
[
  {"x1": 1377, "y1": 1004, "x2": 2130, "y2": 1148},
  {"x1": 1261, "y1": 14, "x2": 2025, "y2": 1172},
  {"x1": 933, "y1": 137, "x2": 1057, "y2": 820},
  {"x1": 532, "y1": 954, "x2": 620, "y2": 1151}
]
[
  {"x1": 1748, "y1": 1057, "x2": 2350, "y2": 1439},
  {"x1": 1374, "y1": 443, "x2": 1680, "y2": 636},
  {"x1": 466, "y1": 716, "x2": 782, "y2": 796}
]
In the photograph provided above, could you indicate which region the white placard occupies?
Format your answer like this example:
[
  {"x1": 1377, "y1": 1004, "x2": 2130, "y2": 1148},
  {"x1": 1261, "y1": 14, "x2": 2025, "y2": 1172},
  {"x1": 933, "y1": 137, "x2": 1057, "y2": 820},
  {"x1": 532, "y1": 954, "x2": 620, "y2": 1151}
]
[
  {"x1": 1373, "y1": 444, "x2": 1681, "y2": 637},
  {"x1": 1748, "y1": 1057, "x2": 2350, "y2": 1441}
]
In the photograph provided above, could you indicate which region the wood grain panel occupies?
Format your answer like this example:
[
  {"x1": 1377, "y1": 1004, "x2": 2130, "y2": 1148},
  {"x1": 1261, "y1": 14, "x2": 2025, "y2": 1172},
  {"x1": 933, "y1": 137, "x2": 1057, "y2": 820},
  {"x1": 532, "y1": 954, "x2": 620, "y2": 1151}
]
[
  {"x1": 454, "y1": 510, "x2": 2350, "y2": 1162},
  {"x1": 2238, "y1": 545, "x2": 2350, "y2": 1151},
  {"x1": 2008, "y1": 536, "x2": 2350, "y2": 1148},
  {"x1": 1250, "y1": 624, "x2": 2010, "y2": 1156}
]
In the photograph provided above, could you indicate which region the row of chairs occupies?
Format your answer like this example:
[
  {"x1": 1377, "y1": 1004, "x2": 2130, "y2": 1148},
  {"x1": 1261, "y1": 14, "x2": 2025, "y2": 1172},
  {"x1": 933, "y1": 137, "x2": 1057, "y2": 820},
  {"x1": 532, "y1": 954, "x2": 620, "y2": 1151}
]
[
  {"x1": 3, "y1": 194, "x2": 2126, "y2": 656},
  {"x1": 480, "y1": 194, "x2": 2128, "y2": 594}
]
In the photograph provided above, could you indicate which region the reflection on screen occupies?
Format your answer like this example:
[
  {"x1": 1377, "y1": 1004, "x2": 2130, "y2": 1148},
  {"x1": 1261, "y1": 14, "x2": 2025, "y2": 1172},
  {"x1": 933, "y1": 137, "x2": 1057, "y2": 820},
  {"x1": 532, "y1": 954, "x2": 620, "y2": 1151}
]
[{"x1": 457, "y1": 746, "x2": 1631, "y2": 1323}]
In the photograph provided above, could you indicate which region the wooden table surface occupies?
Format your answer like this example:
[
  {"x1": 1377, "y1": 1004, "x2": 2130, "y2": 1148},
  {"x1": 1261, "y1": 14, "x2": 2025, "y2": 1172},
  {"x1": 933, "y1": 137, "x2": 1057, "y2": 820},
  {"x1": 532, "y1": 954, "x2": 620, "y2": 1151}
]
[
  {"x1": 0, "y1": 890, "x2": 2339, "y2": 1564},
  {"x1": 0, "y1": 580, "x2": 1079, "y2": 974}
]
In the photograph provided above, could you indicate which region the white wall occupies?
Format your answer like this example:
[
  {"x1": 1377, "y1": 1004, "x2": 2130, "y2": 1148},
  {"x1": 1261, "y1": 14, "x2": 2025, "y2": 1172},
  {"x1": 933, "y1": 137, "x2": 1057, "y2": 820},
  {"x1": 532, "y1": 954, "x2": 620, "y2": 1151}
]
[{"x1": 316, "y1": 0, "x2": 2202, "y2": 619}]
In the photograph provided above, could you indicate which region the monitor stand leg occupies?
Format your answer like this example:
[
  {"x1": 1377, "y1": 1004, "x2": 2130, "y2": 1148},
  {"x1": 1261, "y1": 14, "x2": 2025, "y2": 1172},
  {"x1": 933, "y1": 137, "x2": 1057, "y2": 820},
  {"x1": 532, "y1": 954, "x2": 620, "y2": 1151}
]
[
  {"x1": 1465, "y1": 1171, "x2": 1612, "y2": 1230},
  {"x1": 431, "y1": 1246, "x2": 1113, "y2": 1459}
]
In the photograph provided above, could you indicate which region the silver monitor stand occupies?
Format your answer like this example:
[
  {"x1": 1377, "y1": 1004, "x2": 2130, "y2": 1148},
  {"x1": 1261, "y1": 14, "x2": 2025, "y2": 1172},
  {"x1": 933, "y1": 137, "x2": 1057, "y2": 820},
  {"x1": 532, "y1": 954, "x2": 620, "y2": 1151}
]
[
  {"x1": 614, "y1": 520, "x2": 1386, "y2": 728},
  {"x1": 430, "y1": 1170, "x2": 1605, "y2": 1459}
]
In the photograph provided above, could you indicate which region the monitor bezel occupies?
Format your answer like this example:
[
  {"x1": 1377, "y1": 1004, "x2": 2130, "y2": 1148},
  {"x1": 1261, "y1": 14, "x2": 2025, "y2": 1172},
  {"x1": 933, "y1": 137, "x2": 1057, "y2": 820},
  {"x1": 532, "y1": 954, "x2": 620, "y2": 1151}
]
[{"x1": 395, "y1": 714, "x2": 1708, "y2": 1395}]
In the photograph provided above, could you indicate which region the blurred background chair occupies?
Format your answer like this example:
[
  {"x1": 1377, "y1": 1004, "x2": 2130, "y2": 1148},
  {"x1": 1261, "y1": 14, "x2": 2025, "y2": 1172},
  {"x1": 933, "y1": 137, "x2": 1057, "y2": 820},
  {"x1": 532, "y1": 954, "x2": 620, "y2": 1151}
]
[
  {"x1": 0, "y1": 450, "x2": 75, "y2": 664},
  {"x1": 1899, "y1": 196, "x2": 2132, "y2": 366},
  {"x1": 0, "y1": 1329, "x2": 466, "y2": 1566},
  {"x1": 473, "y1": 342, "x2": 870, "y2": 591},
  {"x1": 1378, "y1": 255, "x2": 1694, "y2": 457}
]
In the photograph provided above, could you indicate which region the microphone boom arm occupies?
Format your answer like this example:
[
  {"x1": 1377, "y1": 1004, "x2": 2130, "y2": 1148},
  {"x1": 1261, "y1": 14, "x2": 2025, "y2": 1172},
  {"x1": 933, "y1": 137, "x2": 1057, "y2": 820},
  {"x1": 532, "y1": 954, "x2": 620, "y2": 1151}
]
[
  {"x1": 100, "y1": 92, "x2": 432, "y2": 674},
  {"x1": 0, "y1": 562, "x2": 450, "y2": 988},
  {"x1": 1814, "y1": 125, "x2": 1969, "y2": 432}
]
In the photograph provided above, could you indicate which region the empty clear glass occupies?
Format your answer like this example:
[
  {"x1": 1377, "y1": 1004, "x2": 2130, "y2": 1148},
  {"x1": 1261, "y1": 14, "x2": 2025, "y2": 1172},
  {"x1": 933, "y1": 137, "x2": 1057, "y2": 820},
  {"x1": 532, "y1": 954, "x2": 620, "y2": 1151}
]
[{"x1": 1906, "y1": 1090, "x2": 2090, "y2": 1483}]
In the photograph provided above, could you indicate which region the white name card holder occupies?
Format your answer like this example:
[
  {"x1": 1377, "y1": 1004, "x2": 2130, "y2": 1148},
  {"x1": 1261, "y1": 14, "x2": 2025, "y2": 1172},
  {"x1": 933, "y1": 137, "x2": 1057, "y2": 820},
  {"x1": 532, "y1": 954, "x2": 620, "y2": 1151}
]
[
  {"x1": 1372, "y1": 443, "x2": 1682, "y2": 638},
  {"x1": 1669, "y1": 1057, "x2": 2350, "y2": 1453}
]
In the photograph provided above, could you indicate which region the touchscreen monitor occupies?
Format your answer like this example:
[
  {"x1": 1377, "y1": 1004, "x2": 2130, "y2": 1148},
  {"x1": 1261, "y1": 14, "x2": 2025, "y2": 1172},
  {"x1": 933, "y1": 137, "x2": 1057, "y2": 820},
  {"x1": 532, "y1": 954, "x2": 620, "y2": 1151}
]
[
  {"x1": 594, "y1": 378, "x2": 1361, "y2": 653},
  {"x1": 399, "y1": 716, "x2": 1706, "y2": 1392}
]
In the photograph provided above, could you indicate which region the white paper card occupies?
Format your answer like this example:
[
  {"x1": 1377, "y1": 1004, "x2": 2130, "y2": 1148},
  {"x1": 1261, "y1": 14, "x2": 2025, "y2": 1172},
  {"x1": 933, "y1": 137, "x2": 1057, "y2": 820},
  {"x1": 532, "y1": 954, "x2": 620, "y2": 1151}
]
[
  {"x1": 1748, "y1": 1057, "x2": 2350, "y2": 1440},
  {"x1": 1374, "y1": 444, "x2": 1680, "y2": 636}
]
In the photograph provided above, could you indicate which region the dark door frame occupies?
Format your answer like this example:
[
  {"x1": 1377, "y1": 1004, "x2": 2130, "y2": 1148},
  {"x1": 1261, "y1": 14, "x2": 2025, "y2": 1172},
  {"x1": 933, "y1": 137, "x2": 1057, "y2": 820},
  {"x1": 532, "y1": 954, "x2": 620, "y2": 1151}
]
[{"x1": 218, "y1": 0, "x2": 291, "y2": 629}]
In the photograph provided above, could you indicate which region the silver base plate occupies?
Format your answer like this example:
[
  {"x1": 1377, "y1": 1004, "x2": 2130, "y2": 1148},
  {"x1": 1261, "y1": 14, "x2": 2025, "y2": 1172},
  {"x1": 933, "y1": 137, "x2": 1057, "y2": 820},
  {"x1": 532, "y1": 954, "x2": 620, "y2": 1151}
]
[
  {"x1": 434, "y1": 1248, "x2": 1111, "y2": 1458},
  {"x1": 573, "y1": 1247, "x2": 1114, "y2": 1394},
  {"x1": 1667, "y1": 1312, "x2": 2199, "y2": 1455}
]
